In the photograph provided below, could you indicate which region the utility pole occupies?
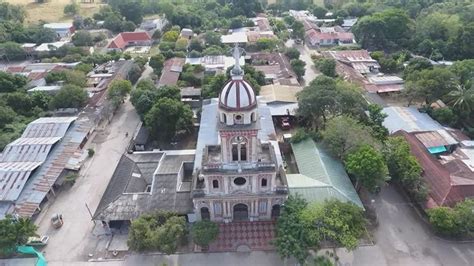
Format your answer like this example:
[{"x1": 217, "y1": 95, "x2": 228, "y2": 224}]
[{"x1": 85, "y1": 202, "x2": 96, "y2": 224}]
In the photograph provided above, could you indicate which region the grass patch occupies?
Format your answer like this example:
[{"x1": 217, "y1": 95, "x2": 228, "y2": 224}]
[{"x1": 5, "y1": 0, "x2": 105, "y2": 24}]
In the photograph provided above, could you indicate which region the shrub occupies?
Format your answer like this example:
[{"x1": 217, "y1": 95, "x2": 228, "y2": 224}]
[
  {"x1": 191, "y1": 221, "x2": 219, "y2": 247},
  {"x1": 87, "y1": 148, "x2": 95, "y2": 157}
]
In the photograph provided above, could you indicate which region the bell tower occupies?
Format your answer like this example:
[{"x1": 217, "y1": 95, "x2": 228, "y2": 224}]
[{"x1": 218, "y1": 44, "x2": 259, "y2": 163}]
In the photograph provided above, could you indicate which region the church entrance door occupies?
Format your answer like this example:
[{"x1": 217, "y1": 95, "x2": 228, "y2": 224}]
[{"x1": 233, "y1": 203, "x2": 249, "y2": 221}]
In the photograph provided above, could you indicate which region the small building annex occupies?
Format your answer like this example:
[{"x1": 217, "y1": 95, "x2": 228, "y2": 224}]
[
  {"x1": 107, "y1": 32, "x2": 152, "y2": 51},
  {"x1": 286, "y1": 139, "x2": 363, "y2": 208}
]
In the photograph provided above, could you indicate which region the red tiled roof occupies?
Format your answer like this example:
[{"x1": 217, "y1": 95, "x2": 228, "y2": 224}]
[
  {"x1": 394, "y1": 130, "x2": 467, "y2": 207},
  {"x1": 6, "y1": 66, "x2": 25, "y2": 73},
  {"x1": 107, "y1": 32, "x2": 151, "y2": 50},
  {"x1": 158, "y1": 58, "x2": 185, "y2": 87},
  {"x1": 27, "y1": 71, "x2": 47, "y2": 81}
]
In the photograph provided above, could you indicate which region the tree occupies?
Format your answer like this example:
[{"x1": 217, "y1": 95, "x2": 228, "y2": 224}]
[
  {"x1": 404, "y1": 68, "x2": 457, "y2": 104},
  {"x1": 352, "y1": 9, "x2": 413, "y2": 50},
  {"x1": 447, "y1": 84, "x2": 474, "y2": 114},
  {"x1": 64, "y1": 3, "x2": 79, "y2": 16},
  {"x1": 403, "y1": 58, "x2": 433, "y2": 78},
  {"x1": 108, "y1": 79, "x2": 132, "y2": 104},
  {"x1": 191, "y1": 221, "x2": 219, "y2": 248},
  {"x1": 32, "y1": 27, "x2": 57, "y2": 44},
  {"x1": 162, "y1": 31, "x2": 179, "y2": 42},
  {"x1": 189, "y1": 38, "x2": 203, "y2": 52},
  {"x1": 0, "y1": 42, "x2": 26, "y2": 60},
  {"x1": 202, "y1": 74, "x2": 227, "y2": 99},
  {"x1": 204, "y1": 31, "x2": 221, "y2": 46},
  {"x1": 313, "y1": 6, "x2": 328, "y2": 18},
  {"x1": 290, "y1": 59, "x2": 306, "y2": 80},
  {"x1": 149, "y1": 54, "x2": 165, "y2": 75},
  {"x1": 297, "y1": 77, "x2": 366, "y2": 130},
  {"x1": 383, "y1": 136, "x2": 427, "y2": 202},
  {"x1": 117, "y1": 1, "x2": 144, "y2": 25},
  {"x1": 128, "y1": 211, "x2": 187, "y2": 254},
  {"x1": 0, "y1": 72, "x2": 27, "y2": 93},
  {"x1": 256, "y1": 38, "x2": 278, "y2": 51},
  {"x1": 366, "y1": 104, "x2": 389, "y2": 142},
  {"x1": 104, "y1": 14, "x2": 124, "y2": 33},
  {"x1": 64, "y1": 70, "x2": 87, "y2": 87},
  {"x1": 74, "y1": 63, "x2": 93, "y2": 74},
  {"x1": 300, "y1": 200, "x2": 366, "y2": 250},
  {"x1": 345, "y1": 145, "x2": 389, "y2": 192},
  {"x1": 175, "y1": 38, "x2": 189, "y2": 52},
  {"x1": 430, "y1": 107, "x2": 458, "y2": 127},
  {"x1": 428, "y1": 207, "x2": 458, "y2": 236},
  {"x1": 285, "y1": 48, "x2": 300, "y2": 60},
  {"x1": 274, "y1": 194, "x2": 310, "y2": 265},
  {"x1": 5, "y1": 92, "x2": 33, "y2": 116},
  {"x1": 0, "y1": 105, "x2": 16, "y2": 128},
  {"x1": 0, "y1": 215, "x2": 38, "y2": 258},
  {"x1": 50, "y1": 85, "x2": 88, "y2": 109},
  {"x1": 145, "y1": 98, "x2": 193, "y2": 141},
  {"x1": 291, "y1": 20, "x2": 305, "y2": 40},
  {"x1": 72, "y1": 31, "x2": 94, "y2": 47},
  {"x1": 0, "y1": 2, "x2": 26, "y2": 23},
  {"x1": 230, "y1": 17, "x2": 244, "y2": 29},
  {"x1": 314, "y1": 58, "x2": 336, "y2": 78}
]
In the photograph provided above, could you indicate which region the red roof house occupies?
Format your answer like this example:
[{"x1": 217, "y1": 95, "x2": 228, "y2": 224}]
[
  {"x1": 394, "y1": 130, "x2": 474, "y2": 208},
  {"x1": 107, "y1": 32, "x2": 152, "y2": 51}
]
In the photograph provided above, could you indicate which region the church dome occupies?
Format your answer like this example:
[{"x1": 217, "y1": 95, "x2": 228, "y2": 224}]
[{"x1": 219, "y1": 76, "x2": 257, "y2": 111}]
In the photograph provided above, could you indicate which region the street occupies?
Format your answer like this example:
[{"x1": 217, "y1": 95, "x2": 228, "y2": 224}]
[
  {"x1": 35, "y1": 99, "x2": 140, "y2": 265},
  {"x1": 284, "y1": 39, "x2": 320, "y2": 86},
  {"x1": 338, "y1": 186, "x2": 474, "y2": 266}
]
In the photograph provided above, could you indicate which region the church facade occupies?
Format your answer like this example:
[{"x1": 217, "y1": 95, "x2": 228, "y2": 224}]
[{"x1": 192, "y1": 45, "x2": 288, "y2": 223}]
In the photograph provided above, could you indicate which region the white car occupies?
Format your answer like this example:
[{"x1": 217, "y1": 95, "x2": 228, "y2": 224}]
[{"x1": 26, "y1": 236, "x2": 49, "y2": 246}]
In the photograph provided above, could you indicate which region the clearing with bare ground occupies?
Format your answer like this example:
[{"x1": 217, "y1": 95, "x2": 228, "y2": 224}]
[{"x1": 5, "y1": 0, "x2": 104, "y2": 24}]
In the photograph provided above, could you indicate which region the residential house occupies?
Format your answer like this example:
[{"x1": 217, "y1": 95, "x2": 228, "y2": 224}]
[
  {"x1": 180, "y1": 28, "x2": 194, "y2": 40},
  {"x1": 305, "y1": 27, "x2": 355, "y2": 48},
  {"x1": 157, "y1": 57, "x2": 185, "y2": 87},
  {"x1": 107, "y1": 32, "x2": 152, "y2": 51},
  {"x1": 394, "y1": 130, "x2": 474, "y2": 208},
  {"x1": 43, "y1": 23, "x2": 75, "y2": 39},
  {"x1": 249, "y1": 52, "x2": 298, "y2": 85},
  {"x1": 140, "y1": 18, "x2": 168, "y2": 32},
  {"x1": 259, "y1": 84, "x2": 302, "y2": 117},
  {"x1": 185, "y1": 55, "x2": 245, "y2": 74}
]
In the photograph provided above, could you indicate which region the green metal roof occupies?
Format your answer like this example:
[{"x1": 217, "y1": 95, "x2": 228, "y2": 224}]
[{"x1": 288, "y1": 139, "x2": 363, "y2": 208}]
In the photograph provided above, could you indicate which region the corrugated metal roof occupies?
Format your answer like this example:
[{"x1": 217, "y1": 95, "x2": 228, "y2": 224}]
[
  {"x1": 0, "y1": 162, "x2": 42, "y2": 201},
  {"x1": 288, "y1": 139, "x2": 363, "y2": 208},
  {"x1": 382, "y1": 107, "x2": 443, "y2": 133}
]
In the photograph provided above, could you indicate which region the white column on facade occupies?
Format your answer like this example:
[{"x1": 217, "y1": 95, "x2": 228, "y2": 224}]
[
  {"x1": 271, "y1": 172, "x2": 277, "y2": 191},
  {"x1": 252, "y1": 175, "x2": 258, "y2": 193},
  {"x1": 204, "y1": 175, "x2": 210, "y2": 194},
  {"x1": 251, "y1": 136, "x2": 258, "y2": 162},
  {"x1": 267, "y1": 198, "x2": 271, "y2": 218},
  {"x1": 209, "y1": 200, "x2": 214, "y2": 220},
  {"x1": 224, "y1": 176, "x2": 229, "y2": 194}
]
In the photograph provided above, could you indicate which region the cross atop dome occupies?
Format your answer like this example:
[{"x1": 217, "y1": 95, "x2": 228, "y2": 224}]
[{"x1": 231, "y1": 43, "x2": 245, "y2": 77}]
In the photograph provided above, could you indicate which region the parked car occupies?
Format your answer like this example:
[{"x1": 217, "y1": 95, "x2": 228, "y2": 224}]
[
  {"x1": 26, "y1": 236, "x2": 49, "y2": 246},
  {"x1": 281, "y1": 118, "x2": 291, "y2": 130},
  {"x1": 51, "y1": 213, "x2": 63, "y2": 229}
]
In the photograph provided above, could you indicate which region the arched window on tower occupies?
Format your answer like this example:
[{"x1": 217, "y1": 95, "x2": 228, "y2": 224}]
[
  {"x1": 240, "y1": 143, "x2": 247, "y2": 161},
  {"x1": 212, "y1": 180, "x2": 219, "y2": 189},
  {"x1": 232, "y1": 143, "x2": 239, "y2": 161},
  {"x1": 222, "y1": 113, "x2": 227, "y2": 124},
  {"x1": 261, "y1": 178, "x2": 267, "y2": 187},
  {"x1": 251, "y1": 112, "x2": 256, "y2": 122}
]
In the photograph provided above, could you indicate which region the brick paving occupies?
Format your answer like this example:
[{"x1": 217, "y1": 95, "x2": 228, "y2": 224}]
[{"x1": 208, "y1": 221, "x2": 276, "y2": 252}]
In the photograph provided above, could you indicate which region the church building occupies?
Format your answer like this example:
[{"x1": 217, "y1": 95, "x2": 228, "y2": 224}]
[{"x1": 192, "y1": 44, "x2": 289, "y2": 222}]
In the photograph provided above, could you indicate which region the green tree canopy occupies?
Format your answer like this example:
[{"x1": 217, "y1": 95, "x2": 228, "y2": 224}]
[
  {"x1": 72, "y1": 31, "x2": 94, "y2": 47},
  {"x1": 0, "y1": 215, "x2": 38, "y2": 258},
  {"x1": 191, "y1": 220, "x2": 219, "y2": 247},
  {"x1": 149, "y1": 54, "x2": 165, "y2": 75},
  {"x1": 314, "y1": 58, "x2": 336, "y2": 78},
  {"x1": 300, "y1": 200, "x2": 366, "y2": 250},
  {"x1": 144, "y1": 98, "x2": 193, "y2": 141},
  {"x1": 290, "y1": 59, "x2": 306, "y2": 80},
  {"x1": 345, "y1": 145, "x2": 389, "y2": 192},
  {"x1": 50, "y1": 85, "x2": 88, "y2": 109},
  {"x1": 0, "y1": 72, "x2": 27, "y2": 93},
  {"x1": 128, "y1": 211, "x2": 187, "y2": 254}
]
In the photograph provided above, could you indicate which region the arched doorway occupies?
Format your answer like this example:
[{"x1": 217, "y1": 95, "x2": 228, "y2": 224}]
[
  {"x1": 233, "y1": 203, "x2": 249, "y2": 221},
  {"x1": 201, "y1": 207, "x2": 210, "y2": 221},
  {"x1": 271, "y1": 205, "x2": 280, "y2": 219}
]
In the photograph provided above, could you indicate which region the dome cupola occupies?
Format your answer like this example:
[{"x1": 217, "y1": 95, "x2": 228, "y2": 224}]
[{"x1": 218, "y1": 44, "x2": 257, "y2": 111}]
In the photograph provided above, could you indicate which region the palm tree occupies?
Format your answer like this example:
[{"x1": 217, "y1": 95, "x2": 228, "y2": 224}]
[{"x1": 447, "y1": 83, "x2": 474, "y2": 113}]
